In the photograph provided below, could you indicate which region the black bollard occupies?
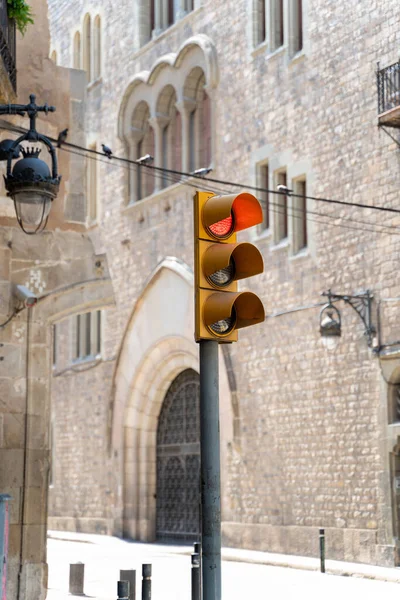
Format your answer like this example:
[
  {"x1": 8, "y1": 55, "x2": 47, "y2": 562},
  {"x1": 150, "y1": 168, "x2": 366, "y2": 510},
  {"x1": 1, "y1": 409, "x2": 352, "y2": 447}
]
[
  {"x1": 142, "y1": 564, "x2": 152, "y2": 600},
  {"x1": 194, "y1": 542, "x2": 202, "y2": 598},
  {"x1": 120, "y1": 570, "x2": 136, "y2": 600},
  {"x1": 319, "y1": 528, "x2": 325, "y2": 573},
  {"x1": 191, "y1": 553, "x2": 200, "y2": 600},
  {"x1": 117, "y1": 581, "x2": 130, "y2": 600}
]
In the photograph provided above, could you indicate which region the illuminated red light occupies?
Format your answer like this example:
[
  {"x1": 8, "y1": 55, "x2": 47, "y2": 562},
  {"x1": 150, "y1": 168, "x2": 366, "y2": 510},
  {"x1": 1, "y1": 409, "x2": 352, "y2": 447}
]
[{"x1": 209, "y1": 214, "x2": 233, "y2": 238}]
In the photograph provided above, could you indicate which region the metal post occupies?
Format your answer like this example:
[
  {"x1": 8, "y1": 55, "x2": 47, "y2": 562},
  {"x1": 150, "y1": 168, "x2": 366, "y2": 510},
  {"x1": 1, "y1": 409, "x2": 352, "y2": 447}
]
[
  {"x1": 319, "y1": 528, "x2": 325, "y2": 573},
  {"x1": 191, "y1": 552, "x2": 200, "y2": 600},
  {"x1": 194, "y1": 542, "x2": 202, "y2": 600},
  {"x1": 117, "y1": 581, "x2": 130, "y2": 600},
  {"x1": 120, "y1": 570, "x2": 136, "y2": 600},
  {"x1": 69, "y1": 563, "x2": 85, "y2": 595},
  {"x1": 141, "y1": 564, "x2": 152, "y2": 600},
  {"x1": 199, "y1": 340, "x2": 221, "y2": 600}
]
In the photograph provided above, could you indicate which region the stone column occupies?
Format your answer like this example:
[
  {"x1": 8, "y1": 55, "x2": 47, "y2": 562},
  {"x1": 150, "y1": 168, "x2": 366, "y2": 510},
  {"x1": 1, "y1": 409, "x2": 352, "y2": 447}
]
[
  {"x1": 149, "y1": 115, "x2": 169, "y2": 193},
  {"x1": 175, "y1": 99, "x2": 196, "y2": 174},
  {"x1": 176, "y1": 0, "x2": 187, "y2": 19},
  {"x1": 154, "y1": 0, "x2": 163, "y2": 36}
]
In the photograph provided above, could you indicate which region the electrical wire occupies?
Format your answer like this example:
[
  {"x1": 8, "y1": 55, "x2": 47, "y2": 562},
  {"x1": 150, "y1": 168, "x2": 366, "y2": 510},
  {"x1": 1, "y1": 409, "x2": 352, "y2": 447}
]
[
  {"x1": 59, "y1": 144, "x2": 400, "y2": 238},
  {"x1": 2, "y1": 121, "x2": 400, "y2": 217}
]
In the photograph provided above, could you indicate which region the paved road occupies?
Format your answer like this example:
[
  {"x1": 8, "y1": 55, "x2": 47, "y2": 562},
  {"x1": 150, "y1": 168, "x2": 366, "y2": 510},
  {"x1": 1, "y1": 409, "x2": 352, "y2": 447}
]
[{"x1": 46, "y1": 532, "x2": 400, "y2": 600}]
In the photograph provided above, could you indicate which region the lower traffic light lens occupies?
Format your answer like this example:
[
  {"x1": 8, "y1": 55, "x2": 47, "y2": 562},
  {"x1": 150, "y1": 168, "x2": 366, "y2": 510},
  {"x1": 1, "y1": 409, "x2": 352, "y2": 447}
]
[
  {"x1": 208, "y1": 257, "x2": 235, "y2": 287},
  {"x1": 209, "y1": 307, "x2": 236, "y2": 335},
  {"x1": 208, "y1": 212, "x2": 234, "y2": 238}
]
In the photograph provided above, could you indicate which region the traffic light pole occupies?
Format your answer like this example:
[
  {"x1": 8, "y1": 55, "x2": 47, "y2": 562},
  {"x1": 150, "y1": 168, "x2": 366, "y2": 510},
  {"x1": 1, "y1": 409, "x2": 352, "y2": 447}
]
[{"x1": 199, "y1": 340, "x2": 221, "y2": 600}]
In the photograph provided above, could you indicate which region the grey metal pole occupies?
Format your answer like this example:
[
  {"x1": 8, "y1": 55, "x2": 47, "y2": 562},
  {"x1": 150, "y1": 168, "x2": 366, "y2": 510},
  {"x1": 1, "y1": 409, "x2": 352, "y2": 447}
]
[{"x1": 199, "y1": 340, "x2": 221, "y2": 600}]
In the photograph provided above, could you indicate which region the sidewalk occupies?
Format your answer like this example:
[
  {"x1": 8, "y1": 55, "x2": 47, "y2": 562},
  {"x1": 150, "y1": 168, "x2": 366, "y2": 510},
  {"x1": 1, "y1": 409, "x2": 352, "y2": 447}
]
[{"x1": 47, "y1": 530, "x2": 400, "y2": 586}]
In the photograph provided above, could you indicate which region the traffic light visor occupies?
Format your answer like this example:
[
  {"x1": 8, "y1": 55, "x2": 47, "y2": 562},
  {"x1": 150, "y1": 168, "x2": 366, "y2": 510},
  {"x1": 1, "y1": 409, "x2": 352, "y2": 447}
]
[
  {"x1": 203, "y1": 291, "x2": 265, "y2": 335},
  {"x1": 202, "y1": 242, "x2": 264, "y2": 289},
  {"x1": 202, "y1": 192, "x2": 262, "y2": 239}
]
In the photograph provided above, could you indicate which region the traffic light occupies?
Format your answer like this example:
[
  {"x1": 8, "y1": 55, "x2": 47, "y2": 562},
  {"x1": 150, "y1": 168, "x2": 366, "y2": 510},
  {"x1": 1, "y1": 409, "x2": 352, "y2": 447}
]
[{"x1": 194, "y1": 190, "x2": 265, "y2": 342}]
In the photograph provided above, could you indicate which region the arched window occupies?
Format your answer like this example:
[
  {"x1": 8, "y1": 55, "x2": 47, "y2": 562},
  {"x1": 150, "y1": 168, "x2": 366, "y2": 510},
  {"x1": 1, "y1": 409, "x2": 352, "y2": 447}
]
[
  {"x1": 83, "y1": 14, "x2": 91, "y2": 80},
  {"x1": 50, "y1": 50, "x2": 57, "y2": 64},
  {"x1": 93, "y1": 15, "x2": 101, "y2": 79},
  {"x1": 73, "y1": 31, "x2": 81, "y2": 69},
  {"x1": 156, "y1": 85, "x2": 181, "y2": 189},
  {"x1": 184, "y1": 67, "x2": 211, "y2": 172},
  {"x1": 131, "y1": 101, "x2": 155, "y2": 201}
]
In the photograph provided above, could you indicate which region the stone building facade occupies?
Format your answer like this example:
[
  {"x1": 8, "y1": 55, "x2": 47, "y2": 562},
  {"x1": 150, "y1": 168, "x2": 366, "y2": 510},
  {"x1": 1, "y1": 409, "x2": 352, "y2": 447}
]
[
  {"x1": 47, "y1": 0, "x2": 400, "y2": 567},
  {"x1": 0, "y1": 2, "x2": 114, "y2": 600}
]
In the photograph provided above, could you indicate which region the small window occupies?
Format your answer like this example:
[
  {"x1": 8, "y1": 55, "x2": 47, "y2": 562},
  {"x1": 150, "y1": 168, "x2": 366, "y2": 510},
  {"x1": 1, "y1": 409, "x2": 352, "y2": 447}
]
[
  {"x1": 52, "y1": 324, "x2": 57, "y2": 368},
  {"x1": 93, "y1": 15, "x2": 101, "y2": 79},
  {"x1": 73, "y1": 31, "x2": 81, "y2": 69},
  {"x1": 87, "y1": 143, "x2": 98, "y2": 222},
  {"x1": 257, "y1": 163, "x2": 269, "y2": 231},
  {"x1": 292, "y1": 178, "x2": 307, "y2": 252},
  {"x1": 83, "y1": 14, "x2": 91, "y2": 80},
  {"x1": 255, "y1": 0, "x2": 267, "y2": 46},
  {"x1": 390, "y1": 384, "x2": 400, "y2": 424},
  {"x1": 189, "y1": 110, "x2": 196, "y2": 172},
  {"x1": 272, "y1": 0, "x2": 284, "y2": 49},
  {"x1": 290, "y1": 0, "x2": 303, "y2": 55},
  {"x1": 275, "y1": 169, "x2": 288, "y2": 242},
  {"x1": 74, "y1": 310, "x2": 102, "y2": 361}
]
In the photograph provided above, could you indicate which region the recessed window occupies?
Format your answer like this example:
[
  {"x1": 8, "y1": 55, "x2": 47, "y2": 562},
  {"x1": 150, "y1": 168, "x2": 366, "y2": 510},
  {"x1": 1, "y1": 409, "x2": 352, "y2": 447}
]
[
  {"x1": 73, "y1": 31, "x2": 81, "y2": 69},
  {"x1": 83, "y1": 14, "x2": 91, "y2": 80},
  {"x1": 87, "y1": 143, "x2": 98, "y2": 222},
  {"x1": 290, "y1": 0, "x2": 303, "y2": 55},
  {"x1": 390, "y1": 384, "x2": 400, "y2": 424},
  {"x1": 275, "y1": 169, "x2": 288, "y2": 242},
  {"x1": 254, "y1": 0, "x2": 267, "y2": 46},
  {"x1": 272, "y1": 0, "x2": 284, "y2": 49},
  {"x1": 257, "y1": 163, "x2": 269, "y2": 231},
  {"x1": 52, "y1": 324, "x2": 57, "y2": 368},
  {"x1": 93, "y1": 15, "x2": 101, "y2": 79},
  {"x1": 292, "y1": 178, "x2": 307, "y2": 252},
  {"x1": 74, "y1": 310, "x2": 101, "y2": 361}
]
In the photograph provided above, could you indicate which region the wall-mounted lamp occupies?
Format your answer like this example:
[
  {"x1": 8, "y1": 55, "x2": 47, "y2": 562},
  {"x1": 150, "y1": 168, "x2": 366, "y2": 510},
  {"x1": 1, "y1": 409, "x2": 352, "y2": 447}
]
[
  {"x1": 320, "y1": 289, "x2": 376, "y2": 348},
  {"x1": 0, "y1": 94, "x2": 60, "y2": 234}
]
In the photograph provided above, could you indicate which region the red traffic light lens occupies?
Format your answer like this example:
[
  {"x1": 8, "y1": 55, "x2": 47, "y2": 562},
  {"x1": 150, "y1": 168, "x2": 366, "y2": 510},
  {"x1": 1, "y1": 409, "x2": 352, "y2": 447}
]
[{"x1": 208, "y1": 213, "x2": 234, "y2": 238}]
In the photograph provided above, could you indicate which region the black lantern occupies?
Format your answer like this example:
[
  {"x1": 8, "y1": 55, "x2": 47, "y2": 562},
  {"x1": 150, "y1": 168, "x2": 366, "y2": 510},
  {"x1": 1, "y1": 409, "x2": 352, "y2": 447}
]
[
  {"x1": 5, "y1": 146, "x2": 60, "y2": 233},
  {"x1": 0, "y1": 94, "x2": 60, "y2": 234},
  {"x1": 319, "y1": 301, "x2": 341, "y2": 338}
]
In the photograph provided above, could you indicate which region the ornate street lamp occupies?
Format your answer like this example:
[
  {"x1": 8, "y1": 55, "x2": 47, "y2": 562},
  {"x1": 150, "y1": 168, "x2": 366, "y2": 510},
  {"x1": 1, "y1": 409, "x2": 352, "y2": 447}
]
[
  {"x1": 0, "y1": 94, "x2": 60, "y2": 234},
  {"x1": 319, "y1": 289, "x2": 376, "y2": 348}
]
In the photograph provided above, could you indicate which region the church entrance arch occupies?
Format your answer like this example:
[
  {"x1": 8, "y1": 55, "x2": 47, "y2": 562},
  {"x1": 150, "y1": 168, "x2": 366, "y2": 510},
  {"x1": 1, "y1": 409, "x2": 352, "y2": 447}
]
[{"x1": 156, "y1": 369, "x2": 200, "y2": 540}]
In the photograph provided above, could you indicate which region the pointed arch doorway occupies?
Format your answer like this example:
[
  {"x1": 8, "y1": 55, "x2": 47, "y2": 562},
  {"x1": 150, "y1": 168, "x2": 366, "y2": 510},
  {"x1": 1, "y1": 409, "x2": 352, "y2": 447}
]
[{"x1": 156, "y1": 369, "x2": 200, "y2": 541}]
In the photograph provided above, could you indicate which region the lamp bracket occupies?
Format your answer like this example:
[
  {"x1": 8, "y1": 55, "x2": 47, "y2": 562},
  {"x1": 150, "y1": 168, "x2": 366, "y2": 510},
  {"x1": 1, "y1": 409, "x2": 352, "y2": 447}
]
[{"x1": 321, "y1": 289, "x2": 376, "y2": 346}]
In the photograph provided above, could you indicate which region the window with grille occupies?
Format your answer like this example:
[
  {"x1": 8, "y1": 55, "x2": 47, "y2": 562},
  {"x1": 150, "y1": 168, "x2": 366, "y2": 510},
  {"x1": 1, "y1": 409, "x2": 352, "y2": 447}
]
[{"x1": 74, "y1": 310, "x2": 101, "y2": 361}]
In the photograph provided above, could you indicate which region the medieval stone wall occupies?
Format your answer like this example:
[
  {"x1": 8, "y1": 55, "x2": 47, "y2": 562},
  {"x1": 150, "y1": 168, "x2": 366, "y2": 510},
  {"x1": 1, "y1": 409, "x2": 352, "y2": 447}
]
[{"x1": 47, "y1": 0, "x2": 400, "y2": 566}]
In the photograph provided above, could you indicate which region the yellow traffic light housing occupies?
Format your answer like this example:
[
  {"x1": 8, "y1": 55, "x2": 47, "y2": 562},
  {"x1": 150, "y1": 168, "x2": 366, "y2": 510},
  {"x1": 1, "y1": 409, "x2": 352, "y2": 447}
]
[{"x1": 194, "y1": 190, "x2": 265, "y2": 342}]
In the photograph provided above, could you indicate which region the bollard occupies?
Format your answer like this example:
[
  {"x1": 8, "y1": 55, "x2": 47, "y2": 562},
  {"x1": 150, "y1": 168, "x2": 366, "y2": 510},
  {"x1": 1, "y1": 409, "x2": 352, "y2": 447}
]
[
  {"x1": 194, "y1": 542, "x2": 201, "y2": 555},
  {"x1": 191, "y1": 553, "x2": 200, "y2": 600},
  {"x1": 141, "y1": 564, "x2": 152, "y2": 600},
  {"x1": 69, "y1": 563, "x2": 85, "y2": 595},
  {"x1": 117, "y1": 581, "x2": 130, "y2": 600},
  {"x1": 319, "y1": 528, "x2": 325, "y2": 573},
  {"x1": 194, "y1": 542, "x2": 202, "y2": 599},
  {"x1": 120, "y1": 570, "x2": 136, "y2": 600}
]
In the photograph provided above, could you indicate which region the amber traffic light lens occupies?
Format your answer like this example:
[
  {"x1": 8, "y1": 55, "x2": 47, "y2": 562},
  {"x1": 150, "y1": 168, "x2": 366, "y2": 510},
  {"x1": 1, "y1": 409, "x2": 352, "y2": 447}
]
[
  {"x1": 208, "y1": 213, "x2": 234, "y2": 238},
  {"x1": 208, "y1": 257, "x2": 235, "y2": 287},
  {"x1": 209, "y1": 307, "x2": 236, "y2": 335}
]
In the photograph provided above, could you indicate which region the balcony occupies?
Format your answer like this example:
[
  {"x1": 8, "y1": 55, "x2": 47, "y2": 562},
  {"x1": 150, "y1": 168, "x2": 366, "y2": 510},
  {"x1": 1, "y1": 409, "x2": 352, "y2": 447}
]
[{"x1": 378, "y1": 60, "x2": 400, "y2": 128}]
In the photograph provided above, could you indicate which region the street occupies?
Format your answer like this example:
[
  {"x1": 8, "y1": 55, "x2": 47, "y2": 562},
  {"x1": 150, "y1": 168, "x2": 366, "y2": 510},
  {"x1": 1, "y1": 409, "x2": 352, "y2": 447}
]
[{"x1": 46, "y1": 532, "x2": 400, "y2": 600}]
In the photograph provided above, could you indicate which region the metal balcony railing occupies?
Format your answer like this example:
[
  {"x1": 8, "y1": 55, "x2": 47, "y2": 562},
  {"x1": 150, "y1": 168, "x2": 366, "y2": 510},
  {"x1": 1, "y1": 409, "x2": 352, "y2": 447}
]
[
  {"x1": 0, "y1": 0, "x2": 16, "y2": 92},
  {"x1": 377, "y1": 60, "x2": 400, "y2": 127}
]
